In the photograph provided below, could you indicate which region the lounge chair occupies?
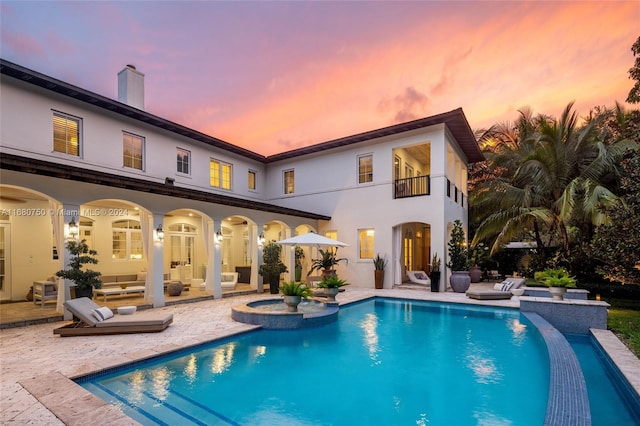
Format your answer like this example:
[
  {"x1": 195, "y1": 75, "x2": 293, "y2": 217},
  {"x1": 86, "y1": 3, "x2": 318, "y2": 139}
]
[
  {"x1": 407, "y1": 270, "x2": 431, "y2": 286},
  {"x1": 221, "y1": 272, "x2": 239, "y2": 290},
  {"x1": 465, "y1": 278, "x2": 526, "y2": 300},
  {"x1": 53, "y1": 297, "x2": 173, "y2": 337}
]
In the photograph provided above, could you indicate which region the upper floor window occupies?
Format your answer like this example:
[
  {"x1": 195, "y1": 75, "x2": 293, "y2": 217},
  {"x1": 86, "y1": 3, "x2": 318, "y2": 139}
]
[
  {"x1": 53, "y1": 111, "x2": 81, "y2": 156},
  {"x1": 358, "y1": 154, "x2": 373, "y2": 184},
  {"x1": 248, "y1": 170, "x2": 257, "y2": 190},
  {"x1": 284, "y1": 169, "x2": 295, "y2": 194},
  {"x1": 358, "y1": 228, "x2": 375, "y2": 259},
  {"x1": 210, "y1": 159, "x2": 232, "y2": 190},
  {"x1": 177, "y1": 148, "x2": 190, "y2": 175},
  {"x1": 123, "y1": 132, "x2": 144, "y2": 170},
  {"x1": 112, "y1": 219, "x2": 142, "y2": 260}
]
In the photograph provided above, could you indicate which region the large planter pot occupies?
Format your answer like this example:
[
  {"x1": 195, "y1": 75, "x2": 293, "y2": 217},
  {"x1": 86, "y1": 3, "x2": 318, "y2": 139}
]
[
  {"x1": 449, "y1": 271, "x2": 471, "y2": 293},
  {"x1": 324, "y1": 287, "x2": 340, "y2": 301},
  {"x1": 283, "y1": 295, "x2": 302, "y2": 312},
  {"x1": 168, "y1": 281, "x2": 183, "y2": 296},
  {"x1": 549, "y1": 287, "x2": 567, "y2": 301},
  {"x1": 269, "y1": 275, "x2": 280, "y2": 294},
  {"x1": 429, "y1": 272, "x2": 441, "y2": 292},
  {"x1": 374, "y1": 270, "x2": 384, "y2": 289},
  {"x1": 74, "y1": 286, "x2": 93, "y2": 299},
  {"x1": 469, "y1": 266, "x2": 482, "y2": 283},
  {"x1": 322, "y1": 269, "x2": 337, "y2": 279}
]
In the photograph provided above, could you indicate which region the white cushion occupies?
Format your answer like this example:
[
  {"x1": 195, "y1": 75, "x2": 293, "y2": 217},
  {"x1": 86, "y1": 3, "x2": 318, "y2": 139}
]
[
  {"x1": 136, "y1": 272, "x2": 147, "y2": 281},
  {"x1": 221, "y1": 274, "x2": 234, "y2": 282},
  {"x1": 92, "y1": 306, "x2": 114, "y2": 322}
]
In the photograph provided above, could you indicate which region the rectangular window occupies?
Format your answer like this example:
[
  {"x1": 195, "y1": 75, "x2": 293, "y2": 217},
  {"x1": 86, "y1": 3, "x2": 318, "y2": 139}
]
[
  {"x1": 405, "y1": 164, "x2": 414, "y2": 178},
  {"x1": 123, "y1": 132, "x2": 144, "y2": 170},
  {"x1": 53, "y1": 111, "x2": 81, "y2": 156},
  {"x1": 248, "y1": 170, "x2": 257, "y2": 190},
  {"x1": 177, "y1": 148, "x2": 190, "y2": 174},
  {"x1": 358, "y1": 229, "x2": 375, "y2": 259},
  {"x1": 112, "y1": 219, "x2": 142, "y2": 260},
  {"x1": 284, "y1": 169, "x2": 295, "y2": 194},
  {"x1": 210, "y1": 159, "x2": 232, "y2": 189},
  {"x1": 358, "y1": 154, "x2": 373, "y2": 184}
]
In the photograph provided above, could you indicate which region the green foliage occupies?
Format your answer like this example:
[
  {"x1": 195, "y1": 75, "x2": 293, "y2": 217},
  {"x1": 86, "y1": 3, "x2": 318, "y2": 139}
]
[
  {"x1": 308, "y1": 248, "x2": 347, "y2": 275},
  {"x1": 446, "y1": 220, "x2": 470, "y2": 271},
  {"x1": 317, "y1": 275, "x2": 349, "y2": 288},
  {"x1": 55, "y1": 239, "x2": 102, "y2": 290},
  {"x1": 589, "y1": 150, "x2": 640, "y2": 285},
  {"x1": 258, "y1": 241, "x2": 288, "y2": 278},
  {"x1": 608, "y1": 308, "x2": 640, "y2": 358},
  {"x1": 294, "y1": 246, "x2": 305, "y2": 268},
  {"x1": 280, "y1": 280, "x2": 313, "y2": 298},
  {"x1": 533, "y1": 268, "x2": 577, "y2": 288},
  {"x1": 627, "y1": 36, "x2": 640, "y2": 104},
  {"x1": 373, "y1": 253, "x2": 387, "y2": 271},
  {"x1": 430, "y1": 253, "x2": 441, "y2": 273}
]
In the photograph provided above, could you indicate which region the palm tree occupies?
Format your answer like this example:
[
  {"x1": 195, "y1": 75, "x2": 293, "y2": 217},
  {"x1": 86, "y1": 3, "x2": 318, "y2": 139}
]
[{"x1": 471, "y1": 103, "x2": 637, "y2": 268}]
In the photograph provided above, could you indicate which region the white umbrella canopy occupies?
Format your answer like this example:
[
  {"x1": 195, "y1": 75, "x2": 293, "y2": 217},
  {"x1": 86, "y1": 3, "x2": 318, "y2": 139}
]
[{"x1": 274, "y1": 232, "x2": 348, "y2": 247}]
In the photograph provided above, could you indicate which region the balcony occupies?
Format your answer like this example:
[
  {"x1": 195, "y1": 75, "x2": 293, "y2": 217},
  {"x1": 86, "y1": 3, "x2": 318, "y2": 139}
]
[{"x1": 394, "y1": 175, "x2": 430, "y2": 199}]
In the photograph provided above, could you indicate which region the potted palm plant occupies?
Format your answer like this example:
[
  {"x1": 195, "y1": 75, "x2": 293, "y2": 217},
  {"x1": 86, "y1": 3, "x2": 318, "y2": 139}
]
[
  {"x1": 317, "y1": 275, "x2": 349, "y2": 301},
  {"x1": 259, "y1": 241, "x2": 288, "y2": 294},
  {"x1": 281, "y1": 280, "x2": 313, "y2": 312},
  {"x1": 308, "y1": 248, "x2": 348, "y2": 278},
  {"x1": 534, "y1": 268, "x2": 577, "y2": 300},
  {"x1": 429, "y1": 253, "x2": 441, "y2": 292},
  {"x1": 55, "y1": 239, "x2": 102, "y2": 299},
  {"x1": 373, "y1": 253, "x2": 387, "y2": 289},
  {"x1": 294, "y1": 246, "x2": 305, "y2": 282},
  {"x1": 446, "y1": 220, "x2": 471, "y2": 293}
]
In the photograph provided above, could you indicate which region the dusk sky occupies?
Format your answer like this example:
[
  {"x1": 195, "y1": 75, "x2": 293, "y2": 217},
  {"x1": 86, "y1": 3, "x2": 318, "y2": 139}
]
[{"x1": 1, "y1": 1, "x2": 638, "y2": 155}]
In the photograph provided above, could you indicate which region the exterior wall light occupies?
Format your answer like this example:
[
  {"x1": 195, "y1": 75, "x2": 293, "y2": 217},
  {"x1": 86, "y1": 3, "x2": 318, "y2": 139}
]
[
  {"x1": 215, "y1": 229, "x2": 223, "y2": 244},
  {"x1": 258, "y1": 233, "x2": 265, "y2": 246},
  {"x1": 68, "y1": 217, "x2": 79, "y2": 238},
  {"x1": 156, "y1": 224, "x2": 164, "y2": 241}
]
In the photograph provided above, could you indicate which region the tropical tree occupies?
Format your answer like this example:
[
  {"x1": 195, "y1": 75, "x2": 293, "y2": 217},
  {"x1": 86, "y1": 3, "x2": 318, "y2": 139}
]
[
  {"x1": 627, "y1": 35, "x2": 640, "y2": 104},
  {"x1": 589, "y1": 150, "x2": 640, "y2": 284},
  {"x1": 471, "y1": 103, "x2": 638, "y2": 272}
]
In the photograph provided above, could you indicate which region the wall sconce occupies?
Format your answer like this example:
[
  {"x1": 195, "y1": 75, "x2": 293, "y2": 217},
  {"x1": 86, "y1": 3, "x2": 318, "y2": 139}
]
[
  {"x1": 68, "y1": 217, "x2": 79, "y2": 238},
  {"x1": 215, "y1": 229, "x2": 223, "y2": 244},
  {"x1": 258, "y1": 233, "x2": 265, "y2": 246},
  {"x1": 155, "y1": 224, "x2": 164, "y2": 241}
]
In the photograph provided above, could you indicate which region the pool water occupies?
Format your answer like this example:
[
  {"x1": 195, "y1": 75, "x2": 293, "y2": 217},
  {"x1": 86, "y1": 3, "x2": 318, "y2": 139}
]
[{"x1": 78, "y1": 298, "x2": 636, "y2": 425}]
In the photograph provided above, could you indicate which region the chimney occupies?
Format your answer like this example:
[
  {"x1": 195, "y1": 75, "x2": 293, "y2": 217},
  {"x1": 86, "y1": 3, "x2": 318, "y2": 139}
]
[{"x1": 117, "y1": 64, "x2": 145, "y2": 110}]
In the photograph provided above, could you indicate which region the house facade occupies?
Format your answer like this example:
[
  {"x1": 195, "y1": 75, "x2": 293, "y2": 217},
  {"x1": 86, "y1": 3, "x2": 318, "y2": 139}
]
[{"x1": 0, "y1": 59, "x2": 483, "y2": 310}]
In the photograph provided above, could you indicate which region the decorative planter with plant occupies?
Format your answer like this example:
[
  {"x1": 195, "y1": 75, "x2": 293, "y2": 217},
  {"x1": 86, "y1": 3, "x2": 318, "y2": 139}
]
[
  {"x1": 317, "y1": 275, "x2": 349, "y2": 301},
  {"x1": 308, "y1": 248, "x2": 348, "y2": 278},
  {"x1": 294, "y1": 246, "x2": 305, "y2": 282},
  {"x1": 373, "y1": 253, "x2": 387, "y2": 289},
  {"x1": 55, "y1": 239, "x2": 102, "y2": 299},
  {"x1": 281, "y1": 280, "x2": 313, "y2": 312},
  {"x1": 446, "y1": 220, "x2": 471, "y2": 293},
  {"x1": 469, "y1": 242, "x2": 488, "y2": 283},
  {"x1": 534, "y1": 268, "x2": 577, "y2": 300},
  {"x1": 429, "y1": 253, "x2": 441, "y2": 292},
  {"x1": 259, "y1": 241, "x2": 288, "y2": 294}
]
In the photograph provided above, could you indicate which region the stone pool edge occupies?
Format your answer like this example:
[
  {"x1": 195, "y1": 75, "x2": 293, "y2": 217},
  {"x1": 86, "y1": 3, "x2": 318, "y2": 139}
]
[{"x1": 16, "y1": 291, "x2": 640, "y2": 426}]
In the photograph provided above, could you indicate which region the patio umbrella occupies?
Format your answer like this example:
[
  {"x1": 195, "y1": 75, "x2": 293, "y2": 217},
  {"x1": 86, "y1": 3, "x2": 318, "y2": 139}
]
[{"x1": 274, "y1": 232, "x2": 348, "y2": 247}]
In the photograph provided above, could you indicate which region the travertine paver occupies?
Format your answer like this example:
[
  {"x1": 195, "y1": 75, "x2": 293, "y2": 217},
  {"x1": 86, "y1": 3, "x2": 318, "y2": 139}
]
[{"x1": 1, "y1": 288, "x2": 637, "y2": 425}]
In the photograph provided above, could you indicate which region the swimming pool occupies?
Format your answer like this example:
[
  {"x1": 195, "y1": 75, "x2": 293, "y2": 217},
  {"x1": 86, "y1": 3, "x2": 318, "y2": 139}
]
[{"x1": 78, "y1": 298, "x2": 638, "y2": 425}]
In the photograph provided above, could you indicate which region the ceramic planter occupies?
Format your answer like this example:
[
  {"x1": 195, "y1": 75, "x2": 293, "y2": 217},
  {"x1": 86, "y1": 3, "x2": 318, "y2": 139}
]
[
  {"x1": 374, "y1": 270, "x2": 384, "y2": 289},
  {"x1": 167, "y1": 281, "x2": 183, "y2": 296},
  {"x1": 74, "y1": 286, "x2": 93, "y2": 299},
  {"x1": 429, "y1": 272, "x2": 441, "y2": 292},
  {"x1": 549, "y1": 287, "x2": 567, "y2": 301},
  {"x1": 469, "y1": 266, "x2": 482, "y2": 283},
  {"x1": 324, "y1": 287, "x2": 340, "y2": 301},
  {"x1": 449, "y1": 271, "x2": 471, "y2": 293},
  {"x1": 283, "y1": 295, "x2": 302, "y2": 312}
]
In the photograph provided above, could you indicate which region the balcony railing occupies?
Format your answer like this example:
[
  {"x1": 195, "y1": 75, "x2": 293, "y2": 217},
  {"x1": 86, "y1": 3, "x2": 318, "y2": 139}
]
[{"x1": 394, "y1": 175, "x2": 430, "y2": 199}]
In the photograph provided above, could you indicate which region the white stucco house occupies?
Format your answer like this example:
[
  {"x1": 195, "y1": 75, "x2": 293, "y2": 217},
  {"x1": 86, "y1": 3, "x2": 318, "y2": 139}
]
[{"x1": 0, "y1": 59, "x2": 483, "y2": 311}]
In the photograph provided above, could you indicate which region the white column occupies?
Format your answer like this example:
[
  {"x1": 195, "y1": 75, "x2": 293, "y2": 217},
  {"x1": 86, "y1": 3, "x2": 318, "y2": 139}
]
[
  {"x1": 151, "y1": 213, "x2": 165, "y2": 307},
  {"x1": 212, "y1": 219, "x2": 223, "y2": 298},
  {"x1": 251, "y1": 223, "x2": 263, "y2": 293},
  {"x1": 203, "y1": 218, "x2": 215, "y2": 294},
  {"x1": 58, "y1": 204, "x2": 79, "y2": 320}
]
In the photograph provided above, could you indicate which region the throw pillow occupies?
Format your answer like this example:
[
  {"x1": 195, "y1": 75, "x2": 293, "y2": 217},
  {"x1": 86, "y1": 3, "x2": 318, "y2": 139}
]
[
  {"x1": 92, "y1": 306, "x2": 114, "y2": 322},
  {"x1": 222, "y1": 274, "x2": 233, "y2": 282},
  {"x1": 415, "y1": 273, "x2": 427, "y2": 280}
]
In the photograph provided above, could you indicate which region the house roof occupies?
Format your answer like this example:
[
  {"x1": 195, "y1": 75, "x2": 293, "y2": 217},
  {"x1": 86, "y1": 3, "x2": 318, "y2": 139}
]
[
  {"x1": 0, "y1": 58, "x2": 484, "y2": 164},
  {"x1": 0, "y1": 152, "x2": 331, "y2": 221}
]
